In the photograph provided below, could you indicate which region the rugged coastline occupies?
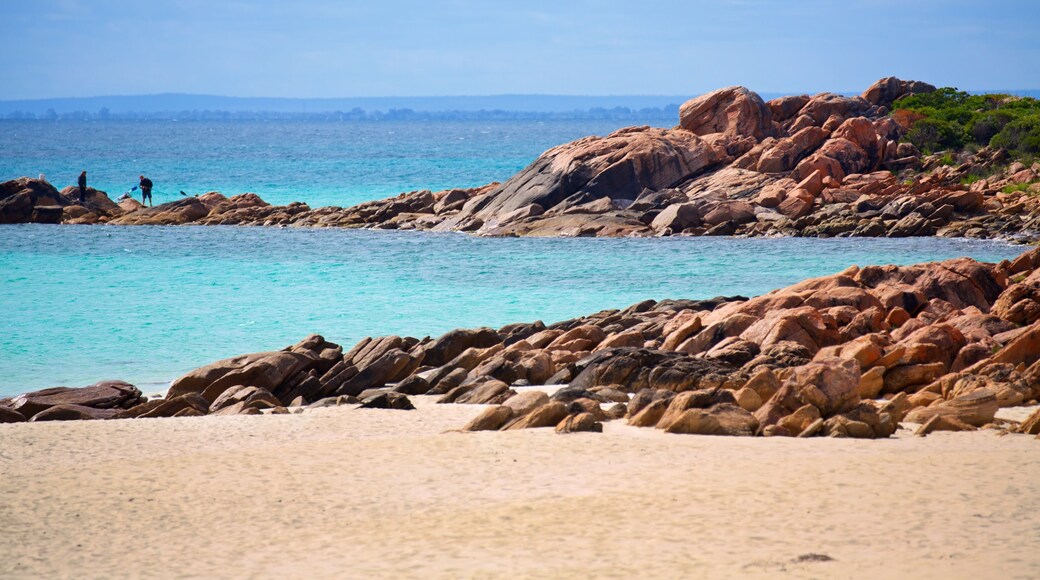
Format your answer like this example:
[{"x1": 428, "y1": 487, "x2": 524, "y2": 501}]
[
  {"x1": 3, "y1": 77, "x2": 1040, "y2": 242},
  {"x1": 4, "y1": 246, "x2": 1040, "y2": 440}
]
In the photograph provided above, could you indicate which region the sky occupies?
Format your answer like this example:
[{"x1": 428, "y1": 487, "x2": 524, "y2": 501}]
[{"x1": 2, "y1": 0, "x2": 1039, "y2": 99}]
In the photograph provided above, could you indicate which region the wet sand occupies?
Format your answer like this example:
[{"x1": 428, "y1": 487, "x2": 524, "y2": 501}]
[{"x1": 2, "y1": 398, "x2": 1038, "y2": 579}]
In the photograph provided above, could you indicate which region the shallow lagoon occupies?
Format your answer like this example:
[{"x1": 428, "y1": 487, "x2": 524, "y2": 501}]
[{"x1": 0, "y1": 225, "x2": 1025, "y2": 394}]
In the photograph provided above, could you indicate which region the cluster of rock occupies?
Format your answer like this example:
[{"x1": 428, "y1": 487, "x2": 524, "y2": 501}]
[
  {"x1": 5, "y1": 249, "x2": 1040, "y2": 440},
  {"x1": 4, "y1": 77, "x2": 1040, "y2": 240}
]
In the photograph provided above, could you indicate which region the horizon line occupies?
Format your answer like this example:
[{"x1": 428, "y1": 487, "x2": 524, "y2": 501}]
[{"x1": 5, "y1": 87, "x2": 1040, "y2": 103}]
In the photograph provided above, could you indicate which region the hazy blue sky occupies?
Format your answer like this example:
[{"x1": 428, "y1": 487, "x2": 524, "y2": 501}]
[{"x1": 2, "y1": 0, "x2": 1038, "y2": 99}]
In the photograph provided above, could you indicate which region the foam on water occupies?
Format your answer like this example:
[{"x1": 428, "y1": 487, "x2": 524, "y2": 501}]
[{"x1": 0, "y1": 225, "x2": 1023, "y2": 395}]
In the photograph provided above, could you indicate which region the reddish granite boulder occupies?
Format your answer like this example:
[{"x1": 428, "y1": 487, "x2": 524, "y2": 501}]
[
  {"x1": 861, "y1": 77, "x2": 937, "y2": 108},
  {"x1": 679, "y1": 86, "x2": 773, "y2": 140}
]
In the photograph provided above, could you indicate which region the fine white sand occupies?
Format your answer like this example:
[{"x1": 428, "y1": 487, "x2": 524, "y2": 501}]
[{"x1": 2, "y1": 397, "x2": 1038, "y2": 579}]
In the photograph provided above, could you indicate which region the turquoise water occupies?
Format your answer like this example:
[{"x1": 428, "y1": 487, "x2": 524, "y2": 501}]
[
  {"x1": 0, "y1": 119, "x2": 670, "y2": 208},
  {"x1": 0, "y1": 225, "x2": 1023, "y2": 395}
]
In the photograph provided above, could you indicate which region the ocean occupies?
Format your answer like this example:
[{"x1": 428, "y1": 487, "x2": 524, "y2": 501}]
[
  {"x1": 0, "y1": 118, "x2": 1027, "y2": 395},
  {"x1": 0, "y1": 118, "x2": 674, "y2": 208}
]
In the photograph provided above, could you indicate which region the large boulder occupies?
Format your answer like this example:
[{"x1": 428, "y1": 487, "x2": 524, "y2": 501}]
[
  {"x1": 0, "y1": 177, "x2": 70, "y2": 224},
  {"x1": 679, "y1": 86, "x2": 773, "y2": 140},
  {"x1": 109, "y1": 197, "x2": 210, "y2": 225},
  {"x1": 861, "y1": 77, "x2": 937, "y2": 108},
  {"x1": 9, "y1": 381, "x2": 144, "y2": 419},
  {"x1": 461, "y1": 127, "x2": 730, "y2": 223},
  {"x1": 783, "y1": 357, "x2": 861, "y2": 416},
  {"x1": 168, "y1": 350, "x2": 313, "y2": 402}
]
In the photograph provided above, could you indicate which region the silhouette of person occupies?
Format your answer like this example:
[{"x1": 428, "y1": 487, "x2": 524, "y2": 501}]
[
  {"x1": 78, "y1": 171, "x2": 87, "y2": 204},
  {"x1": 139, "y1": 175, "x2": 153, "y2": 206}
]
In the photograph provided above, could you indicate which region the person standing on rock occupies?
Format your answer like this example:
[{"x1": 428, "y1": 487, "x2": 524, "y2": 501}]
[
  {"x1": 139, "y1": 175, "x2": 153, "y2": 207},
  {"x1": 78, "y1": 171, "x2": 87, "y2": 204}
]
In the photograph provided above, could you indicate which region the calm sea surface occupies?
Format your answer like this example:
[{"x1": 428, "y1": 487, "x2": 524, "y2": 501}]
[
  {"x1": 0, "y1": 225, "x2": 1023, "y2": 395},
  {"x1": 0, "y1": 118, "x2": 673, "y2": 208}
]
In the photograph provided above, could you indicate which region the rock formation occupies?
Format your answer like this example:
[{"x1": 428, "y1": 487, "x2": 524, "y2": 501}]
[
  {"x1": 4, "y1": 77, "x2": 1040, "y2": 241},
  {"x1": 5, "y1": 248, "x2": 1040, "y2": 440}
]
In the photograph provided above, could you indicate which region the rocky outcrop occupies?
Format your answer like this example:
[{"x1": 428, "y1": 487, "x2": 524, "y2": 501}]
[
  {"x1": 2, "y1": 381, "x2": 144, "y2": 421},
  {"x1": 7, "y1": 77, "x2": 1040, "y2": 241},
  {"x1": 6, "y1": 248, "x2": 1040, "y2": 438}
]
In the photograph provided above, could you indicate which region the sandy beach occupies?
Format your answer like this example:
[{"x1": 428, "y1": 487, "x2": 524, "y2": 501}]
[{"x1": 2, "y1": 397, "x2": 1037, "y2": 579}]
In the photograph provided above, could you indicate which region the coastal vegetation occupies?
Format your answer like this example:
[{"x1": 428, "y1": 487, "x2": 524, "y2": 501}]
[{"x1": 893, "y1": 88, "x2": 1040, "y2": 156}]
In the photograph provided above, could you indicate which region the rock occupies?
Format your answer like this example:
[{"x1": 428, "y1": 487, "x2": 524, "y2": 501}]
[
  {"x1": 29, "y1": 404, "x2": 119, "y2": 421},
  {"x1": 679, "y1": 86, "x2": 773, "y2": 140},
  {"x1": 777, "y1": 404, "x2": 822, "y2": 434},
  {"x1": 358, "y1": 392, "x2": 415, "y2": 410},
  {"x1": 0, "y1": 406, "x2": 27, "y2": 423},
  {"x1": 743, "y1": 367, "x2": 780, "y2": 401},
  {"x1": 861, "y1": 77, "x2": 936, "y2": 108},
  {"x1": 555, "y1": 412, "x2": 603, "y2": 433},
  {"x1": 167, "y1": 348, "x2": 316, "y2": 403},
  {"x1": 663, "y1": 403, "x2": 758, "y2": 436},
  {"x1": 767, "y1": 95, "x2": 810, "y2": 122},
  {"x1": 756, "y1": 127, "x2": 830, "y2": 173},
  {"x1": 858, "y1": 366, "x2": 886, "y2": 399},
  {"x1": 462, "y1": 405, "x2": 514, "y2": 431},
  {"x1": 392, "y1": 375, "x2": 431, "y2": 395},
  {"x1": 463, "y1": 127, "x2": 728, "y2": 225},
  {"x1": 10, "y1": 381, "x2": 144, "y2": 419},
  {"x1": 1014, "y1": 408, "x2": 1040, "y2": 435},
  {"x1": 209, "y1": 386, "x2": 281, "y2": 413},
  {"x1": 137, "y1": 393, "x2": 211, "y2": 419},
  {"x1": 502, "y1": 390, "x2": 550, "y2": 416},
  {"x1": 452, "y1": 379, "x2": 513, "y2": 405},
  {"x1": 109, "y1": 197, "x2": 210, "y2": 225},
  {"x1": 650, "y1": 202, "x2": 701, "y2": 233},
  {"x1": 777, "y1": 188, "x2": 815, "y2": 218},
  {"x1": 915, "y1": 414, "x2": 977, "y2": 436},
  {"x1": 422, "y1": 327, "x2": 501, "y2": 367},
  {"x1": 655, "y1": 388, "x2": 737, "y2": 430},
  {"x1": 882, "y1": 362, "x2": 946, "y2": 393},
  {"x1": 504, "y1": 401, "x2": 569, "y2": 430},
  {"x1": 0, "y1": 177, "x2": 70, "y2": 223},
  {"x1": 784, "y1": 357, "x2": 861, "y2": 416},
  {"x1": 733, "y1": 386, "x2": 763, "y2": 412},
  {"x1": 628, "y1": 398, "x2": 672, "y2": 427},
  {"x1": 904, "y1": 390, "x2": 998, "y2": 427}
]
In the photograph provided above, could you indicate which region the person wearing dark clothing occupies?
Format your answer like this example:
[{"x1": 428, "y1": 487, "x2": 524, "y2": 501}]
[
  {"x1": 139, "y1": 175, "x2": 153, "y2": 206},
  {"x1": 78, "y1": 171, "x2": 87, "y2": 203}
]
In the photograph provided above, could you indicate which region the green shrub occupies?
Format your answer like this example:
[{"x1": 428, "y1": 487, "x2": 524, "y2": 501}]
[
  {"x1": 968, "y1": 110, "x2": 1017, "y2": 145},
  {"x1": 905, "y1": 118, "x2": 965, "y2": 153},
  {"x1": 990, "y1": 114, "x2": 1040, "y2": 154},
  {"x1": 892, "y1": 88, "x2": 1040, "y2": 158}
]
